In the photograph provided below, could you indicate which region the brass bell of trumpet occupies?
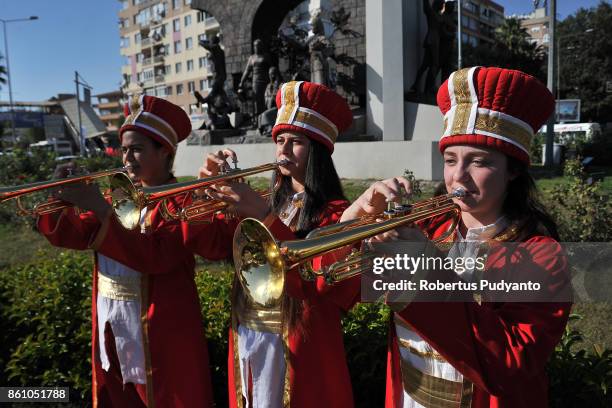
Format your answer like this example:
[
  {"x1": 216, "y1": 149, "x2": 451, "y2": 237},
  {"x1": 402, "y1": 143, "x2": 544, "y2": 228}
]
[
  {"x1": 0, "y1": 167, "x2": 139, "y2": 227},
  {"x1": 233, "y1": 189, "x2": 466, "y2": 307}
]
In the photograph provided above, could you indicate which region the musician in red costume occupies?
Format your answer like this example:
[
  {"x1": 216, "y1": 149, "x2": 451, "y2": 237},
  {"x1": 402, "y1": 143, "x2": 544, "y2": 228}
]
[
  {"x1": 183, "y1": 81, "x2": 360, "y2": 407},
  {"x1": 342, "y1": 67, "x2": 572, "y2": 407},
  {"x1": 37, "y1": 95, "x2": 214, "y2": 407}
]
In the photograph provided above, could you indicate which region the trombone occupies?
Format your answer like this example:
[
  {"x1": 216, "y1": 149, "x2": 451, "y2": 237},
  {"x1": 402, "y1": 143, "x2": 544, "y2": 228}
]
[{"x1": 233, "y1": 189, "x2": 466, "y2": 307}]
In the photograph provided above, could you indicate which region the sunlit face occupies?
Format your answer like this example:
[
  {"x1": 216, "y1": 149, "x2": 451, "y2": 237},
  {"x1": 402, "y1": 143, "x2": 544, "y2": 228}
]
[
  {"x1": 443, "y1": 145, "x2": 515, "y2": 218},
  {"x1": 275, "y1": 132, "x2": 311, "y2": 182},
  {"x1": 121, "y1": 130, "x2": 170, "y2": 185}
]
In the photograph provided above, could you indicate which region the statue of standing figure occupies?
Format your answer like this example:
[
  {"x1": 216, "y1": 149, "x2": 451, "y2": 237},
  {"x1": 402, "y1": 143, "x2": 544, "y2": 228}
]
[
  {"x1": 278, "y1": 9, "x2": 336, "y2": 88},
  {"x1": 239, "y1": 39, "x2": 272, "y2": 118},
  {"x1": 259, "y1": 67, "x2": 283, "y2": 136},
  {"x1": 308, "y1": 10, "x2": 335, "y2": 87},
  {"x1": 408, "y1": 0, "x2": 453, "y2": 95},
  {"x1": 194, "y1": 34, "x2": 233, "y2": 130}
]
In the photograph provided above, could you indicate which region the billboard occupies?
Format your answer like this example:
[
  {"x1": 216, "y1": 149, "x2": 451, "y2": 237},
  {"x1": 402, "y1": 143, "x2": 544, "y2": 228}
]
[
  {"x1": 0, "y1": 111, "x2": 45, "y2": 128},
  {"x1": 556, "y1": 99, "x2": 581, "y2": 123}
]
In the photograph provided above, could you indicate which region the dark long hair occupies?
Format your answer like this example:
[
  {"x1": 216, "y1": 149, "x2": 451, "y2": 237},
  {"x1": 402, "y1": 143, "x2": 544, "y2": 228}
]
[
  {"x1": 270, "y1": 140, "x2": 346, "y2": 238},
  {"x1": 270, "y1": 139, "x2": 346, "y2": 334},
  {"x1": 504, "y1": 157, "x2": 560, "y2": 241}
]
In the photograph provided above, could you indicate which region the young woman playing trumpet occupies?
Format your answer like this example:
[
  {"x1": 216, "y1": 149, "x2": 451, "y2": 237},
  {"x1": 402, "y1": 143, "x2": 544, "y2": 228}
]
[
  {"x1": 183, "y1": 81, "x2": 360, "y2": 407},
  {"x1": 37, "y1": 96, "x2": 214, "y2": 407},
  {"x1": 342, "y1": 67, "x2": 572, "y2": 407}
]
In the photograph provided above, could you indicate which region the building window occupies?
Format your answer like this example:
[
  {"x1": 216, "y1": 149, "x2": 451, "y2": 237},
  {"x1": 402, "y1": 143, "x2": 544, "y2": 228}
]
[
  {"x1": 199, "y1": 79, "x2": 207, "y2": 90},
  {"x1": 187, "y1": 60, "x2": 194, "y2": 71},
  {"x1": 174, "y1": 40, "x2": 182, "y2": 53},
  {"x1": 173, "y1": 18, "x2": 180, "y2": 32},
  {"x1": 186, "y1": 37, "x2": 193, "y2": 50},
  {"x1": 184, "y1": 0, "x2": 192, "y2": 5},
  {"x1": 198, "y1": 56, "x2": 208, "y2": 69},
  {"x1": 175, "y1": 62, "x2": 182, "y2": 73},
  {"x1": 142, "y1": 69, "x2": 154, "y2": 81},
  {"x1": 184, "y1": 15, "x2": 192, "y2": 27},
  {"x1": 177, "y1": 84, "x2": 184, "y2": 95},
  {"x1": 197, "y1": 11, "x2": 209, "y2": 23},
  {"x1": 172, "y1": 0, "x2": 180, "y2": 9},
  {"x1": 464, "y1": 1, "x2": 478, "y2": 14},
  {"x1": 166, "y1": 86, "x2": 173, "y2": 95},
  {"x1": 165, "y1": 64, "x2": 171, "y2": 74},
  {"x1": 135, "y1": 33, "x2": 141, "y2": 44},
  {"x1": 188, "y1": 81, "x2": 195, "y2": 93},
  {"x1": 542, "y1": 33, "x2": 549, "y2": 43},
  {"x1": 198, "y1": 33, "x2": 207, "y2": 44},
  {"x1": 136, "y1": 53, "x2": 144, "y2": 63},
  {"x1": 120, "y1": 36, "x2": 130, "y2": 48}
]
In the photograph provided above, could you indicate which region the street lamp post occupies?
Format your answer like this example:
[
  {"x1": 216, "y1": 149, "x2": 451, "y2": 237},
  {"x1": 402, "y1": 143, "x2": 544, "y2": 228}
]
[{"x1": 0, "y1": 16, "x2": 38, "y2": 144}]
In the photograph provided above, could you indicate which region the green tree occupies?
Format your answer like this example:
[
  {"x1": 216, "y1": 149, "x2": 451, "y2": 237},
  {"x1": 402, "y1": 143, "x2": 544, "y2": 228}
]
[
  {"x1": 463, "y1": 17, "x2": 546, "y2": 81},
  {"x1": 557, "y1": 2, "x2": 612, "y2": 123}
]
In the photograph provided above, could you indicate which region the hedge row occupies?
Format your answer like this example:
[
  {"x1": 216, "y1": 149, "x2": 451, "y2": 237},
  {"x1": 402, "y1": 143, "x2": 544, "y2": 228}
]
[{"x1": 1, "y1": 251, "x2": 610, "y2": 407}]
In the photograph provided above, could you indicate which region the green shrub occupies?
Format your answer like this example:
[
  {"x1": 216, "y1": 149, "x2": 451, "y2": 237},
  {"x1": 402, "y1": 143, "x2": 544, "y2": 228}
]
[
  {"x1": 1, "y1": 250, "x2": 610, "y2": 407},
  {"x1": 544, "y1": 159, "x2": 612, "y2": 241},
  {"x1": 0, "y1": 250, "x2": 92, "y2": 405},
  {"x1": 194, "y1": 262, "x2": 233, "y2": 408},
  {"x1": 343, "y1": 303, "x2": 390, "y2": 407},
  {"x1": 547, "y1": 314, "x2": 612, "y2": 407}
]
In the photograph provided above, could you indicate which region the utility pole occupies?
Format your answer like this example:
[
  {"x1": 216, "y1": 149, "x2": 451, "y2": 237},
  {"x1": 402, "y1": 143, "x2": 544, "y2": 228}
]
[
  {"x1": 1, "y1": 16, "x2": 39, "y2": 144},
  {"x1": 75, "y1": 71, "x2": 85, "y2": 156},
  {"x1": 74, "y1": 71, "x2": 92, "y2": 156},
  {"x1": 544, "y1": 0, "x2": 556, "y2": 166},
  {"x1": 457, "y1": 0, "x2": 462, "y2": 69}
]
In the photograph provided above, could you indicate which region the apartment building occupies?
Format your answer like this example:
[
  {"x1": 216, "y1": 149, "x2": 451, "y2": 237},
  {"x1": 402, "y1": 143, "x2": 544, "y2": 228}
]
[
  {"x1": 518, "y1": 7, "x2": 549, "y2": 49},
  {"x1": 118, "y1": 0, "x2": 219, "y2": 116},
  {"x1": 94, "y1": 90, "x2": 123, "y2": 132},
  {"x1": 460, "y1": 0, "x2": 505, "y2": 46}
]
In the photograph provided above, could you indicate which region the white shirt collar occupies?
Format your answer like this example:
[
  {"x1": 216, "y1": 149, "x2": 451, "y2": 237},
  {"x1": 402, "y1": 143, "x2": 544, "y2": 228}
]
[{"x1": 457, "y1": 216, "x2": 508, "y2": 242}]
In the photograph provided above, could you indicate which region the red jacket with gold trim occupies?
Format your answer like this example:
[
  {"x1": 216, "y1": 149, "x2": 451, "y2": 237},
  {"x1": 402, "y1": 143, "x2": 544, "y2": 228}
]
[
  {"x1": 385, "y1": 216, "x2": 572, "y2": 408},
  {"x1": 37, "y1": 195, "x2": 214, "y2": 408},
  {"x1": 183, "y1": 199, "x2": 360, "y2": 408}
]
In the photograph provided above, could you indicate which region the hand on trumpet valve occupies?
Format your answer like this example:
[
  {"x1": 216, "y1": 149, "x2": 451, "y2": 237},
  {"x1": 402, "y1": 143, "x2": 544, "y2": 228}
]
[
  {"x1": 205, "y1": 182, "x2": 270, "y2": 220},
  {"x1": 199, "y1": 148, "x2": 238, "y2": 178},
  {"x1": 340, "y1": 176, "x2": 413, "y2": 222},
  {"x1": 52, "y1": 182, "x2": 112, "y2": 221},
  {"x1": 52, "y1": 162, "x2": 78, "y2": 179}
]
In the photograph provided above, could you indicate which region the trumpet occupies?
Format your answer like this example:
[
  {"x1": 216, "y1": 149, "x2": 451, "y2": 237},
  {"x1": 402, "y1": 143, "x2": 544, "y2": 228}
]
[
  {"x1": 1, "y1": 160, "x2": 287, "y2": 230},
  {"x1": 233, "y1": 189, "x2": 466, "y2": 307},
  {"x1": 0, "y1": 167, "x2": 132, "y2": 218},
  {"x1": 141, "y1": 160, "x2": 288, "y2": 224}
]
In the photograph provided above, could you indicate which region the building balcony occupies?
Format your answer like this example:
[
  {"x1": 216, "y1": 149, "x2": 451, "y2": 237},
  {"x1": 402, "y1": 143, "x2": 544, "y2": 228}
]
[
  {"x1": 100, "y1": 112, "x2": 123, "y2": 121},
  {"x1": 97, "y1": 101, "x2": 122, "y2": 110},
  {"x1": 154, "y1": 75, "x2": 165, "y2": 84},
  {"x1": 153, "y1": 55, "x2": 165, "y2": 64},
  {"x1": 142, "y1": 57, "x2": 152, "y2": 66},
  {"x1": 141, "y1": 37, "x2": 151, "y2": 47}
]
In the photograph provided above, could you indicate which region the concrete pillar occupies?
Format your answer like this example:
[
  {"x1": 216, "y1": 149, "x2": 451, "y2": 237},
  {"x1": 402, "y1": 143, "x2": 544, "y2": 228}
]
[{"x1": 366, "y1": 0, "x2": 405, "y2": 141}]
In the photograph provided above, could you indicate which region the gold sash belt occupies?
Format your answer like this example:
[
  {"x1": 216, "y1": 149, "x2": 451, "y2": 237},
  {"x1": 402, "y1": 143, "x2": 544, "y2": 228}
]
[
  {"x1": 395, "y1": 315, "x2": 473, "y2": 407},
  {"x1": 400, "y1": 358, "x2": 473, "y2": 408},
  {"x1": 97, "y1": 272, "x2": 141, "y2": 301},
  {"x1": 235, "y1": 292, "x2": 282, "y2": 334}
]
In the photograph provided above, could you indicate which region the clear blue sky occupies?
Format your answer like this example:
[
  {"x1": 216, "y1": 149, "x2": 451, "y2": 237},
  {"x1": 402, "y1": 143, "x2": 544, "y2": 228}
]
[{"x1": 0, "y1": 0, "x2": 604, "y2": 102}]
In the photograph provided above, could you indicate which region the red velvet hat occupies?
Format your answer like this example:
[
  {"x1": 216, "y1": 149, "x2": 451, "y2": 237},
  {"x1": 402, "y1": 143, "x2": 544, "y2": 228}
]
[
  {"x1": 120, "y1": 95, "x2": 191, "y2": 152},
  {"x1": 272, "y1": 81, "x2": 352, "y2": 153},
  {"x1": 437, "y1": 67, "x2": 554, "y2": 164}
]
